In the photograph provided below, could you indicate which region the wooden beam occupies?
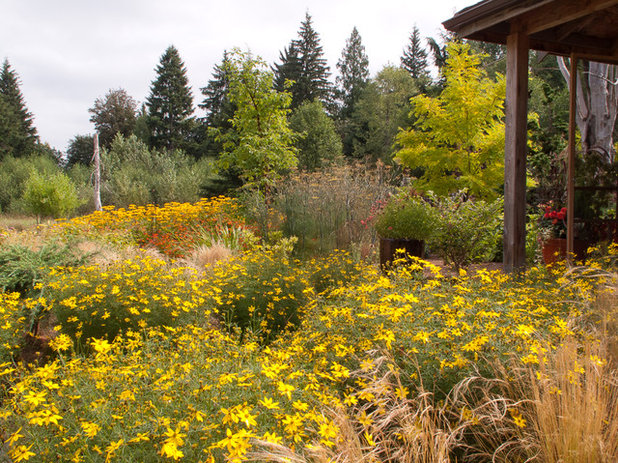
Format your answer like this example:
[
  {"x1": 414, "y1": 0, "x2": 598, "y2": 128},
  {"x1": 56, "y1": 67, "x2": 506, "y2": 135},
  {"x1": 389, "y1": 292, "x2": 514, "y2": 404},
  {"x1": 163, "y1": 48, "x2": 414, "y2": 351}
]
[
  {"x1": 566, "y1": 54, "x2": 577, "y2": 262},
  {"x1": 522, "y1": 0, "x2": 618, "y2": 35},
  {"x1": 443, "y1": 0, "x2": 553, "y2": 39},
  {"x1": 503, "y1": 30, "x2": 529, "y2": 272}
]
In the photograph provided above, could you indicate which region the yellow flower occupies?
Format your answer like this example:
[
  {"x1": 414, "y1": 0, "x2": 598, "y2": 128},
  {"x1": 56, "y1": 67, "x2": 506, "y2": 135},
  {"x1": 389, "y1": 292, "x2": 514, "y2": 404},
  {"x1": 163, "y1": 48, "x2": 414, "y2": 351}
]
[
  {"x1": 49, "y1": 334, "x2": 72, "y2": 352},
  {"x1": 258, "y1": 397, "x2": 280, "y2": 410},
  {"x1": 81, "y1": 421, "x2": 100, "y2": 438},
  {"x1": 10, "y1": 444, "x2": 35, "y2": 462}
]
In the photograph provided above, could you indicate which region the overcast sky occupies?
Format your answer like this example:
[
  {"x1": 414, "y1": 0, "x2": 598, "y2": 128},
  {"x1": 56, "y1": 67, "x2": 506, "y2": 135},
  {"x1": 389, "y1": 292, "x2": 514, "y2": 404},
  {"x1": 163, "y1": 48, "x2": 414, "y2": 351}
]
[{"x1": 1, "y1": 0, "x2": 466, "y2": 152}]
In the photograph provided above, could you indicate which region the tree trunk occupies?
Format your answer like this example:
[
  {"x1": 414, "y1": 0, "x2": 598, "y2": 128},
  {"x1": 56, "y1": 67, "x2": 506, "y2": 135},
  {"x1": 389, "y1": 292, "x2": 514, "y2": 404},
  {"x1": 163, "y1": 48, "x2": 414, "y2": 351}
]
[
  {"x1": 557, "y1": 57, "x2": 617, "y2": 164},
  {"x1": 93, "y1": 133, "x2": 102, "y2": 211}
]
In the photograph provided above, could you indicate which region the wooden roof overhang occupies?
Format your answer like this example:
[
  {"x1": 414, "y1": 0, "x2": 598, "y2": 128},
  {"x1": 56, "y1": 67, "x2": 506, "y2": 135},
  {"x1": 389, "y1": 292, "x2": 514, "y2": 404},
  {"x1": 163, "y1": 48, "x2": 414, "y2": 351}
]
[
  {"x1": 443, "y1": 0, "x2": 618, "y2": 64},
  {"x1": 443, "y1": 0, "x2": 618, "y2": 272}
]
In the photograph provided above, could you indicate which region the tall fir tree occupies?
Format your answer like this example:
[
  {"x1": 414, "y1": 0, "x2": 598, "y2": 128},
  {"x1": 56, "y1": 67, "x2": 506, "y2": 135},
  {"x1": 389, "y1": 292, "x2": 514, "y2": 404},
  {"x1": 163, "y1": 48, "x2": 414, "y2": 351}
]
[
  {"x1": 401, "y1": 26, "x2": 430, "y2": 80},
  {"x1": 336, "y1": 27, "x2": 369, "y2": 118},
  {"x1": 145, "y1": 46, "x2": 195, "y2": 152},
  {"x1": 336, "y1": 27, "x2": 370, "y2": 155},
  {"x1": 199, "y1": 51, "x2": 235, "y2": 131},
  {"x1": 0, "y1": 59, "x2": 38, "y2": 158},
  {"x1": 198, "y1": 51, "x2": 237, "y2": 157},
  {"x1": 274, "y1": 12, "x2": 332, "y2": 110}
]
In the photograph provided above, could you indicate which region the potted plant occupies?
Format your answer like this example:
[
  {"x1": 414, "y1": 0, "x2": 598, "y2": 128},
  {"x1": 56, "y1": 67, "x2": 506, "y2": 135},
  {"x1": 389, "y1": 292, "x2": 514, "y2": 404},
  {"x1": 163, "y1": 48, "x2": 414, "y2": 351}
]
[
  {"x1": 538, "y1": 203, "x2": 587, "y2": 264},
  {"x1": 373, "y1": 191, "x2": 437, "y2": 268}
]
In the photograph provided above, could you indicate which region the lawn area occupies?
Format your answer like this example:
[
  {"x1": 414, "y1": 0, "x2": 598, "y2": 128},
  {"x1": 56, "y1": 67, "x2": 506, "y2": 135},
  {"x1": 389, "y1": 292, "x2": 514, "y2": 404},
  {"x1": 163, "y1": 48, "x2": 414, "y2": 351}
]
[{"x1": 1, "y1": 197, "x2": 617, "y2": 462}]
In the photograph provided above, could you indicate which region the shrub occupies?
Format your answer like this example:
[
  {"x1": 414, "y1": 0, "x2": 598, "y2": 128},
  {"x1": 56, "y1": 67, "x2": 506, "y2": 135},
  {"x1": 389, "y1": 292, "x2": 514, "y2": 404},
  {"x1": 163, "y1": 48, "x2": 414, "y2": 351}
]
[
  {"x1": 374, "y1": 190, "x2": 437, "y2": 241},
  {"x1": 22, "y1": 169, "x2": 81, "y2": 219},
  {"x1": 289, "y1": 99, "x2": 343, "y2": 171},
  {"x1": 430, "y1": 192, "x2": 503, "y2": 270},
  {"x1": 0, "y1": 154, "x2": 60, "y2": 213},
  {"x1": 0, "y1": 241, "x2": 86, "y2": 296},
  {"x1": 101, "y1": 134, "x2": 211, "y2": 207}
]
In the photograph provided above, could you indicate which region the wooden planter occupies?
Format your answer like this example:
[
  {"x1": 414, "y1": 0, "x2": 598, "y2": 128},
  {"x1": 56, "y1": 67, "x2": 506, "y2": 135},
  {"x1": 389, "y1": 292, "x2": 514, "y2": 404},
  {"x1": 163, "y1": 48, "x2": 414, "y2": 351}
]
[
  {"x1": 541, "y1": 238, "x2": 589, "y2": 265},
  {"x1": 379, "y1": 237, "x2": 425, "y2": 270}
]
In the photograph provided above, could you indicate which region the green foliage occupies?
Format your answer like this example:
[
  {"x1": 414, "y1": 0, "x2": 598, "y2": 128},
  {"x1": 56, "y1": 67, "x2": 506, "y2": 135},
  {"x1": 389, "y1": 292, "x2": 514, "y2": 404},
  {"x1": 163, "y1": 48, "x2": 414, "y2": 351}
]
[
  {"x1": 23, "y1": 169, "x2": 81, "y2": 219},
  {"x1": 65, "y1": 134, "x2": 94, "y2": 167},
  {"x1": 289, "y1": 99, "x2": 343, "y2": 171},
  {"x1": 0, "y1": 242, "x2": 86, "y2": 296},
  {"x1": 336, "y1": 27, "x2": 369, "y2": 119},
  {"x1": 395, "y1": 42, "x2": 506, "y2": 198},
  {"x1": 218, "y1": 50, "x2": 297, "y2": 188},
  {"x1": 273, "y1": 12, "x2": 332, "y2": 110},
  {"x1": 0, "y1": 153, "x2": 59, "y2": 213},
  {"x1": 352, "y1": 65, "x2": 418, "y2": 162},
  {"x1": 336, "y1": 27, "x2": 370, "y2": 156},
  {"x1": 210, "y1": 250, "x2": 311, "y2": 343},
  {"x1": 0, "y1": 59, "x2": 38, "y2": 159},
  {"x1": 199, "y1": 51, "x2": 236, "y2": 158},
  {"x1": 374, "y1": 191, "x2": 437, "y2": 240},
  {"x1": 145, "y1": 45, "x2": 195, "y2": 152},
  {"x1": 88, "y1": 88, "x2": 137, "y2": 148},
  {"x1": 430, "y1": 192, "x2": 504, "y2": 270},
  {"x1": 101, "y1": 134, "x2": 210, "y2": 207}
]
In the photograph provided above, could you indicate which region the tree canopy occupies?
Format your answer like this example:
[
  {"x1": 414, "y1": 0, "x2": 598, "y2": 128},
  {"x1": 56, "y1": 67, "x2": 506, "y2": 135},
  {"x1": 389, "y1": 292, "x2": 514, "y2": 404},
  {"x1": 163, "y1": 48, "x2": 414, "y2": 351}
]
[
  {"x1": 89, "y1": 88, "x2": 137, "y2": 148},
  {"x1": 218, "y1": 50, "x2": 297, "y2": 188},
  {"x1": 395, "y1": 42, "x2": 506, "y2": 198}
]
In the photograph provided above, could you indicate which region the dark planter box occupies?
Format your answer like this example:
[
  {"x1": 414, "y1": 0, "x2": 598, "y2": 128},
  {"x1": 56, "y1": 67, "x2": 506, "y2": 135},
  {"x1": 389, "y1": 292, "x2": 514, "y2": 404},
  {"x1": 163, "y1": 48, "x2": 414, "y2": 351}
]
[{"x1": 379, "y1": 237, "x2": 425, "y2": 270}]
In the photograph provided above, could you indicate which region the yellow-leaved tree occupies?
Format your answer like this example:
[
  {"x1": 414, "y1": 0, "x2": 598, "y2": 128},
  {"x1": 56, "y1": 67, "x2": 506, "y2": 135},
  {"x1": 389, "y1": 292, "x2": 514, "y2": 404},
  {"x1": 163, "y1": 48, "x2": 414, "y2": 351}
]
[{"x1": 395, "y1": 41, "x2": 506, "y2": 199}]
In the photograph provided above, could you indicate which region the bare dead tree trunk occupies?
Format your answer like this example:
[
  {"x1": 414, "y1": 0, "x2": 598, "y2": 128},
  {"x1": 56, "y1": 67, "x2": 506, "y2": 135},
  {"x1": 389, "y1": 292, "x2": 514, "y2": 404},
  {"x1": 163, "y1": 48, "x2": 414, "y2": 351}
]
[
  {"x1": 93, "y1": 133, "x2": 102, "y2": 211},
  {"x1": 557, "y1": 57, "x2": 617, "y2": 164}
]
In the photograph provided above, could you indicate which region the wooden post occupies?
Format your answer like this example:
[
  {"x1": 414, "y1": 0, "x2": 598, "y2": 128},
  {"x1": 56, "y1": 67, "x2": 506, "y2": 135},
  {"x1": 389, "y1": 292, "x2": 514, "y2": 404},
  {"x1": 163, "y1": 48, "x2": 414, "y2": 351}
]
[
  {"x1": 503, "y1": 29, "x2": 529, "y2": 272},
  {"x1": 566, "y1": 54, "x2": 577, "y2": 263},
  {"x1": 93, "y1": 133, "x2": 102, "y2": 211}
]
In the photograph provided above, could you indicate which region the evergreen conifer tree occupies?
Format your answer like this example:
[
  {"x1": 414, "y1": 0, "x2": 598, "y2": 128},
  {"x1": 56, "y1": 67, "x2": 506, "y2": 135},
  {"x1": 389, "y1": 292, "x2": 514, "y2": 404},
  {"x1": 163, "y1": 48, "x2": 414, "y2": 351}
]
[
  {"x1": 401, "y1": 26, "x2": 430, "y2": 80},
  {"x1": 199, "y1": 51, "x2": 235, "y2": 131},
  {"x1": 336, "y1": 27, "x2": 370, "y2": 155},
  {"x1": 274, "y1": 12, "x2": 332, "y2": 110},
  {"x1": 336, "y1": 27, "x2": 369, "y2": 118},
  {"x1": 145, "y1": 46, "x2": 195, "y2": 152},
  {"x1": 0, "y1": 59, "x2": 38, "y2": 158}
]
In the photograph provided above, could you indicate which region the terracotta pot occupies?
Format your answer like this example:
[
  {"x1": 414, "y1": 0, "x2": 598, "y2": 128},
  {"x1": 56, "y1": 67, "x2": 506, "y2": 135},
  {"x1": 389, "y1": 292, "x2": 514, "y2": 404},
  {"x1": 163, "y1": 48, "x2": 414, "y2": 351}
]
[
  {"x1": 379, "y1": 237, "x2": 424, "y2": 270},
  {"x1": 541, "y1": 238, "x2": 589, "y2": 265}
]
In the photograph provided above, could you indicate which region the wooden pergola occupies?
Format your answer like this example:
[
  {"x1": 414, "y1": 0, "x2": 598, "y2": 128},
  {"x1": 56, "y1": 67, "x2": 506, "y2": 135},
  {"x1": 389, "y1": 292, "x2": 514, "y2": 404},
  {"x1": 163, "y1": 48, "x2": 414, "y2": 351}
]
[{"x1": 443, "y1": 0, "x2": 618, "y2": 272}]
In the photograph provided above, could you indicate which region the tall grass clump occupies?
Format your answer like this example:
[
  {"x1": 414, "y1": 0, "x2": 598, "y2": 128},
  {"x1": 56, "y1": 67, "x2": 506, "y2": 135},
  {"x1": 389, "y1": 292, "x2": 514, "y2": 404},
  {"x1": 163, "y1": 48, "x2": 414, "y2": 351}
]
[{"x1": 274, "y1": 163, "x2": 397, "y2": 256}]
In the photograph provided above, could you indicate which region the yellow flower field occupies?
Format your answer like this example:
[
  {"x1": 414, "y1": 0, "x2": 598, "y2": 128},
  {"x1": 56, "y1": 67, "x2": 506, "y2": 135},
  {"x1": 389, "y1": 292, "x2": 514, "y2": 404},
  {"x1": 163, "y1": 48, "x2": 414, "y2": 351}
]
[{"x1": 1, "y1": 199, "x2": 616, "y2": 462}]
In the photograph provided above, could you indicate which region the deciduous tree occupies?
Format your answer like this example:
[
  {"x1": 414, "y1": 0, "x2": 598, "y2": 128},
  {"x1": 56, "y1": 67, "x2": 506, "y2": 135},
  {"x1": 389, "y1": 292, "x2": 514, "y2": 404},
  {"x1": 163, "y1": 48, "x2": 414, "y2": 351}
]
[
  {"x1": 218, "y1": 50, "x2": 297, "y2": 188},
  {"x1": 290, "y1": 99, "x2": 342, "y2": 171},
  {"x1": 395, "y1": 42, "x2": 506, "y2": 198},
  {"x1": 88, "y1": 88, "x2": 137, "y2": 148}
]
